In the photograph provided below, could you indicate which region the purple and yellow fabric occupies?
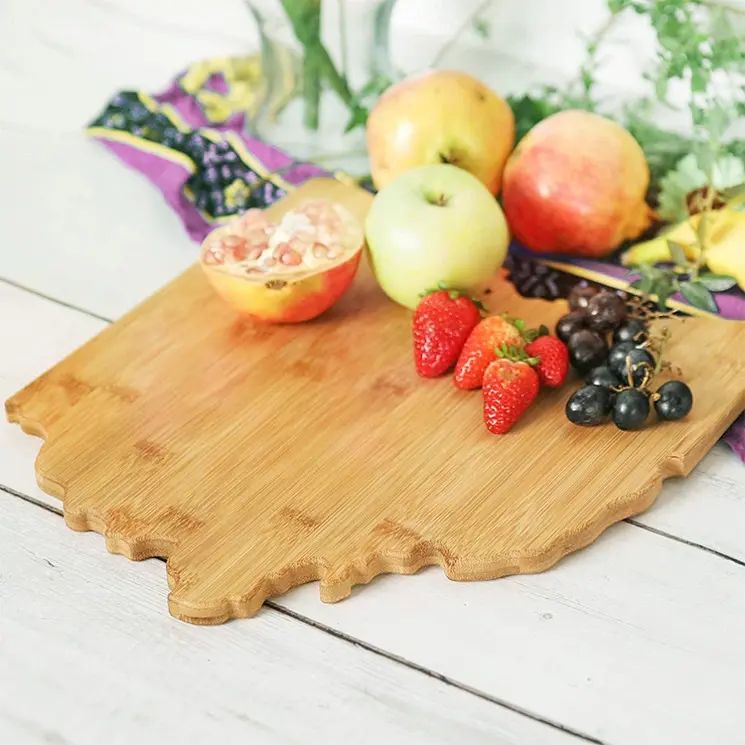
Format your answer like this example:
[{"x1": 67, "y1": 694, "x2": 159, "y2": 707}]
[
  {"x1": 87, "y1": 59, "x2": 329, "y2": 243},
  {"x1": 86, "y1": 58, "x2": 744, "y2": 459}
]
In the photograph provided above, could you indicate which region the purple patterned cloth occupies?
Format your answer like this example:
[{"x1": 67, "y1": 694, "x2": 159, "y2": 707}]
[
  {"x1": 87, "y1": 62, "x2": 745, "y2": 462},
  {"x1": 724, "y1": 413, "x2": 745, "y2": 460},
  {"x1": 87, "y1": 78, "x2": 329, "y2": 243}
]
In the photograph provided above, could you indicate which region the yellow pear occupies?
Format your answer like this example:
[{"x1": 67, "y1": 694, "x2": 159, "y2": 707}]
[
  {"x1": 705, "y1": 210, "x2": 745, "y2": 290},
  {"x1": 622, "y1": 208, "x2": 745, "y2": 290},
  {"x1": 621, "y1": 216, "x2": 703, "y2": 266}
]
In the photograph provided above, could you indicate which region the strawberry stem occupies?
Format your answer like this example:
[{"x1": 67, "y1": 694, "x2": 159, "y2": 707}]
[
  {"x1": 522, "y1": 324, "x2": 549, "y2": 342},
  {"x1": 495, "y1": 343, "x2": 540, "y2": 366},
  {"x1": 418, "y1": 282, "x2": 486, "y2": 314}
]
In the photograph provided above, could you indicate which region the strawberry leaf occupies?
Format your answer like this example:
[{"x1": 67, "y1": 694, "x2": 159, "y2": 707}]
[{"x1": 522, "y1": 324, "x2": 549, "y2": 342}]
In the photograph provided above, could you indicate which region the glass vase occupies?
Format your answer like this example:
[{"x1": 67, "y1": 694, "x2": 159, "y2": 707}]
[{"x1": 245, "y1": 0, "x2": 397, "y2": 174}]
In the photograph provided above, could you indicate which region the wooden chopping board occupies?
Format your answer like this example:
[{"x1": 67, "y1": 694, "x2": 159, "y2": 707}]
[{"x1": 6, "y1": 178, "x2": 745, "y2": 624}]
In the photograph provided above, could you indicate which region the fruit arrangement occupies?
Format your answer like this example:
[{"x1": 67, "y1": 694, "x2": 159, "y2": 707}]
[
  {"x1": 413, "y1": 287, "x2": 569, "y2": 434},
  {"x1": 193, "y1": 64, "x2": 714, "y2": 443},
  {"x1": 200, "y1": 199, "x2": 363, "y2": 323},
  {"x1": 559, "y1": 285, "x2": 693, "y2": 431}
]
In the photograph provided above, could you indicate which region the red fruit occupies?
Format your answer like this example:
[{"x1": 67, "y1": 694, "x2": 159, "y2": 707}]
[
  {"x1": 454, "y1": 315, "x2": 524, "y2": 389},
  {"x1": 200, "y1": 200, "x2": 363, "y2": 323},
  {"x1": 482, "y1": 359, "x2": 540, "y2": 434},
  {"x1": 502, "y1": 110, "x2": 653, "y2": 258},
  {"x1": 525, "y1": 335, "x2": 569, "y2": 388},
  {"x1": 413, "y1": 290, "x2": 482, "y2": 377}
]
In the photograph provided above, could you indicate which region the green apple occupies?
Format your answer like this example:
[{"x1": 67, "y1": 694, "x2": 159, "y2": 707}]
[{"x1": 365, "y1": 164, "x2": 509, "y2": 309}]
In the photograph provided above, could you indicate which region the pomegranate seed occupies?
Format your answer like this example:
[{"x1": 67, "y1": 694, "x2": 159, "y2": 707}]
[
  {"x1": 273, "y1": 241, "x2": 292, "y2": 259},
  {"x1": 245, "y1": 228, "x2": 266, "y2": 241},
  {"x1": 280, "y1": 249, "x2": 303, "y2": 266},
  {"x1": 221, "y1": 234, "x2": 249, "y2": 260},
  {"x1": 247, "y1": 247, "x2": 264, "y2": 260},
  {"x1": 289, "y1": 236, "x2": 311, "y2": 254},
  {"x1": 312, "y1": 242, "x2": 328, "y2": 258}
]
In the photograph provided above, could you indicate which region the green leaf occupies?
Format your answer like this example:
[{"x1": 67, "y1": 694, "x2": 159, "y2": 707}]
[
  {"x1": 697, "y1": 273, "x2": 738, "y2": 292},
  {"x1": 512, "y1": 318, "x2": 526, "y2": 334},
  {"x1": 472, "y1": 17, "x2": 490, "y2": 39},
  {"x1": 679, "y1": 281, "x2": 719, "y2": 313},
  {"x1": 522, "y1": 324, "x2": 549, "y2": 343},
  {"x1": 343, "y1": 105, "x2": 369, "y2": 133},
  {"x1": 654, "y1": 276, "x2": 677, "y2": 311},
  {"x1": 691, "y1": 66, "x2": 708, "y2": 92},
  {"x1": 667, "y1": 240, "x2": 689, "y2": 267},
  {"x1": 507, "y1": 92, "x2": 564, "y2": 143},
  {"x1": 630, "y1": 274, "x2": 653, "y2": 294},
  {"x1": 655, "y1": 288, "x2": 671, "y2": 311},
  {"x1": 655, "y1": 153, "x2": 745, "y2": 223},
  {"x1": 356, "y1": 74, "x2": 392, "y2": 101},
  {"x1": 722, "y1": 182, "x2": 745, "y2": 203}
]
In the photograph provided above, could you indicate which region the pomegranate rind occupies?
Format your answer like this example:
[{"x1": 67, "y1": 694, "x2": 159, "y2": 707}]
[
  {"x1": 202, "y1": 247, "x2": 361, "y2": 323},
  {"x1": 199, "y1": 202, "x2": 363, "y2": 323}
]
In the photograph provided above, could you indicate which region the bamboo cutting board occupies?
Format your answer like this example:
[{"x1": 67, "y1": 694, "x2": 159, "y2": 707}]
[{"x1": 6, "y1": 178, "x2": 745, "y2": 624}]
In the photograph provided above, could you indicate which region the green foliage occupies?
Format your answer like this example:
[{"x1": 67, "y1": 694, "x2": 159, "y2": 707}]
[
  {"x1": 697, "y1": 273, "x2": 738, "y2": 292},
  {"x1": 278, "y1": 0, "x2": 390, "y2": 132},
  {"x1": 508, "y1": 0, "x2": 745, "y2": 199},
  {"x1": 472, "y1": 16, "x2": 491, "y2": 39},
  {"x1": 629, "y1": 239, "x2": 737, "y2": 312},
  {"x1": 657, "y1": 153, "x2": 745, "y2": 222},
  {"x1": 344, "y1": 73, "x2": 393, "y2": 132},
  {"x1": 630, "y1": 263, "x2": 727, "y2": 313},
  {"x1": 679, "y1": 279, "x2": 718, "y2": 313},
  {"x1": 507, "y1": 92, "x2": 566, "y2": 144}
]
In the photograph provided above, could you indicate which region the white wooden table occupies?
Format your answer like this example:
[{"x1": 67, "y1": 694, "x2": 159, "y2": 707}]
[{"x1": 1, "y1": 2, "x2": 744, "y2": 743}]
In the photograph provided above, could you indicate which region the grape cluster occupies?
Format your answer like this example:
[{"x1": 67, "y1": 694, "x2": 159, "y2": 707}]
[
  {"x1": 558, "y1": 284, "x2": 693, "y2": 431},
  {"x1": 504, "y1": 254, "x2": 582, "y2": 301}
]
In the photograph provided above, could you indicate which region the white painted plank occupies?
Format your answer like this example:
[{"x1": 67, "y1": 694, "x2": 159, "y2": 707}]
[
  {"x1": 0, "y1": 0, "x2": 254, "y2": 133},
  {"x1": 279, "y1": 522, "x2": 745, "y2": 745},
  {"x1": 0, "y1": 282, "x2": 108, "y2": 502},
  {"x1": 0, "y1": 132, "x2": 197, "y2": 321},
  {"x1": 0, "y1": 493, "x2": 572, "y2": 745},
  {"x1": 2, "y1": 282, "x2": 745, "y2": 743},
  {"x1": 639, "y1": 443, "x2": 745, "y2": 562}
]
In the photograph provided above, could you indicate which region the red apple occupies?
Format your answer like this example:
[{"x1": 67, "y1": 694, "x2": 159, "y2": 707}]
[{"x1": 502, "y1": 110, "x2": 653, "y2": 258}]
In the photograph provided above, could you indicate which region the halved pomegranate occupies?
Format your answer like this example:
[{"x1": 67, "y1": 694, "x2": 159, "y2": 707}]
[{"x1": 200, "y1": 200, "x2": 364, "y2": 323}]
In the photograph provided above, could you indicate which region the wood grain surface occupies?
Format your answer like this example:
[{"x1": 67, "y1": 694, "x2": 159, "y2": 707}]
[{"x1": 6, "y1": 178, "x2": 745, "y2": 624}]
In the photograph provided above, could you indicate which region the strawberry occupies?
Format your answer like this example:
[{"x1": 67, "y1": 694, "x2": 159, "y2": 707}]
[
  {"x1": 525, "y1": 335, "x2": 569, "y2": 388},
  {"x1": 413, "y1": 289, "x2": 482, "y2": 378},
  {"x1": 454, "y1": 315, "x2": 524, "y2": 389},
  {"x1": 482, "y1": 358, "x2": 540, "y2": 434}
]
